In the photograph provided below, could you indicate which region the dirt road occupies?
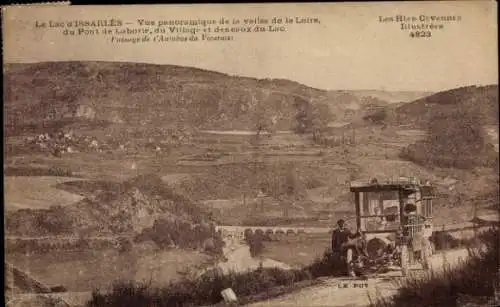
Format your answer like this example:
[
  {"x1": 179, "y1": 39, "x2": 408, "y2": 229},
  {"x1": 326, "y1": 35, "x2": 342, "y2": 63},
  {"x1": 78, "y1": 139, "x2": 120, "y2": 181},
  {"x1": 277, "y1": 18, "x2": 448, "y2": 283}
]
[{"x1": 246, "y1": 248, "x2": 470, "y2": 307}]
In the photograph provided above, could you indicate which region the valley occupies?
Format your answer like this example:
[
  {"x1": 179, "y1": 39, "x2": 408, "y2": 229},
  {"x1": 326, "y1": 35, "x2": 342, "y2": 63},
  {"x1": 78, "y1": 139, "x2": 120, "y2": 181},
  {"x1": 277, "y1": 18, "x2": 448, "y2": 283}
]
[{"x1": 3, "y1": 61, "x2": 498, "y2": 307}]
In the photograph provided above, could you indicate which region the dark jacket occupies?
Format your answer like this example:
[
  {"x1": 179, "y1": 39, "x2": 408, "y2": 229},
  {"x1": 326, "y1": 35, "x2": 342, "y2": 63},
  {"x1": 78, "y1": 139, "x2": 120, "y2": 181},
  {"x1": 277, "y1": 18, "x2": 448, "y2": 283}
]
[{"x1": 331, "y1": 228, "x2": 352, "y2": 252}]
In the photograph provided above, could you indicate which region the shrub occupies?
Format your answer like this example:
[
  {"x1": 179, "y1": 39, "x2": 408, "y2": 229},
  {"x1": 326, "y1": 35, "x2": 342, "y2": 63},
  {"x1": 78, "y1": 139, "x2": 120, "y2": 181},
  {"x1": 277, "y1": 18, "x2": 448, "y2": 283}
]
[
  {"x1": 429, "y1": 231, "x2": 462, "y2": 250},
  {"x1": 305, "y1": 249, "x2": 346, "y2": 278},
  {"x1": 304, "y1": 177, "x2": 325, "y2": 189},
  {"x1": 117, "y1": 237, "x2": 133, "y2": 253},
  {"x1": 370, "y1": 227, "x2": 499, "y2": 307},
  {"x1": 47, "y1": 165, "x2": 74, "y2": 177},
  {"x1": 4, "y1": 165, "x2": 76, "y2": 177},
  {"x1": 136, "y1": 219, "x2": 223, "y2": 254},
  {"x1": 50, "y1": 285, "x2": 68, "y2": 293},
  {"x1": 87, "y1": 267, "x2": 314, "y2": 307},
  {"x1": 363, "y1": 108, "x2": 387, "y2": 124},
  {"x1": 75, "y1": 238, "x2": 90, "y2": 250}
]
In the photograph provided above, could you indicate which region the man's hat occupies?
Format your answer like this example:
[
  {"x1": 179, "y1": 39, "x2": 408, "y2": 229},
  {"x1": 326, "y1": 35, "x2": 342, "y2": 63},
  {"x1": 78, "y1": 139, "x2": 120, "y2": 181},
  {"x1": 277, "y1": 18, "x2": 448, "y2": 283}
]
[
  {"x1": 337, "y1": 219, "x2": 345, "y2": 225},
  {"x1": 404, "y1": 203, "x2": 417, "y2": 213}
]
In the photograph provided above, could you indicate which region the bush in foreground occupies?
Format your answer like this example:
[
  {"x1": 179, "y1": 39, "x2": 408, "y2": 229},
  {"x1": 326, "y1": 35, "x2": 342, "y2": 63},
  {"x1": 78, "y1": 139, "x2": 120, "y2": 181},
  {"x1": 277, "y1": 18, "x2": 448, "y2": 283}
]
[
  {"x1": 370, "y1": 227, "x2": 499, "y2": 307},
  {"x1": 88, "y1": 228, "x2": 493, "y2": 306},
  {"x1": 305, "y1": 249, "x2": 347, "y2": 278},
  {"x1": 87, "y1": 239, "x2": 349, "y2": 306},
  {"x1": 87, "y1": 267, "x2": 312, "y2": 307},
  {"x1": 430, "y1": 231, "x2": 473, "y2": 251}
]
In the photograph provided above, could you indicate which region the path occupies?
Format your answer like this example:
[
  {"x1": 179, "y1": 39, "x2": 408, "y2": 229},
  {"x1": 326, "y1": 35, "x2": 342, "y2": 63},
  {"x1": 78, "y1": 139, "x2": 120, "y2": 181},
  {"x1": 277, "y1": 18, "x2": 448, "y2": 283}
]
[{"x1": 246, "y1": 248, "x2": 470, "y2": 307}]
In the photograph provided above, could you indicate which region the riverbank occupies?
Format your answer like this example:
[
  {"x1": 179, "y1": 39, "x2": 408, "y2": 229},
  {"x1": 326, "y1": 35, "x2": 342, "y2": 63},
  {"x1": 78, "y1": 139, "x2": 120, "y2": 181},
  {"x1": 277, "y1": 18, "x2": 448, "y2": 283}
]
[{"x1": 215, "y1": 239, "x2": 291, "y2": 275}]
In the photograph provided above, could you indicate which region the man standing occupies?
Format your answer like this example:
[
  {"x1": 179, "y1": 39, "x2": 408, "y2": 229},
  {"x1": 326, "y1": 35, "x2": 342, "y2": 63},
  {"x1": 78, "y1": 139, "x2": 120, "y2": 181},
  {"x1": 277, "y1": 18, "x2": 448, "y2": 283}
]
[
  {"x1": 331, "y1": 219, "x2": 353, "y2": 275},
  {"x1": 332, "y1": 219, "x2": 352, "y2": 252}
]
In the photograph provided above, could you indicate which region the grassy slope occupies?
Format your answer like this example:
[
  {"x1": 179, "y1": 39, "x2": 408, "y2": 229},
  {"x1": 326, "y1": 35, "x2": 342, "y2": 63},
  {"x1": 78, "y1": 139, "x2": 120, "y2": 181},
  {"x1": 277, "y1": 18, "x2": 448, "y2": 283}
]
[
  {"x1": 392, "y1": 85, "x2": 498, "y2": 128},
  {"x1": 4, "y1": 176, "x2": 85, "y2": 211},
  {"x1": 4, "y1": 61, "x2": 330, "y2": 136},
  {"x1": 4, "y1": 174, "x2": 211, "y2": 237},
  {"x1": 5, "y1": 61, "x2": 435, "y2": 140}
]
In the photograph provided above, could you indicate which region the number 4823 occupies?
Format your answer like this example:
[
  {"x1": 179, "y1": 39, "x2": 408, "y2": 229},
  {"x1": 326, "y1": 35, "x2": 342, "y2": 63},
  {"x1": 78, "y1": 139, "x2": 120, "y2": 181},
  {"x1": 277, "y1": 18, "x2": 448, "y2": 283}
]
[{"x1": 410, "y1": 31, "x2": 431, "y2": 38}]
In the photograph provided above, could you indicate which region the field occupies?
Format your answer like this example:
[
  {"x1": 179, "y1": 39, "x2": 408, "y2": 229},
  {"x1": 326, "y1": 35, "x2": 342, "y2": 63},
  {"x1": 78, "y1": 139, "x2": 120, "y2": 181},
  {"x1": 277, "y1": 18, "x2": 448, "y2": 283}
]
[
  {"x1": 4, "y1": 123, "x2": 499, "y2": 305},
  {"x1": 4, "y1": 176, "x2": 85, "y2": 211},
  {"x1": 4, "y1": 125, "x2": 496, "y2": 225}
]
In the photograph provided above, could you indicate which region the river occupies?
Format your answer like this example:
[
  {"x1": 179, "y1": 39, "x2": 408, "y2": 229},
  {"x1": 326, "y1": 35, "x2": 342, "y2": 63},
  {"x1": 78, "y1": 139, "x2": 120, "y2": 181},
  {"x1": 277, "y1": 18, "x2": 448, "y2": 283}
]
[{"x1": 212, "y1": 238, "x2": 291, "y2": 275}]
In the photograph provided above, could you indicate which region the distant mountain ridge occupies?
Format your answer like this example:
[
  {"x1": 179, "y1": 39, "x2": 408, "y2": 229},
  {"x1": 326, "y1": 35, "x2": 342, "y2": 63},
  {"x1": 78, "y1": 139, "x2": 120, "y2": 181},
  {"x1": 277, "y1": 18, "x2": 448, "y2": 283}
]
[
  {"x1": 4, "y1": 61, "x2": 431, "y2": 137},
  {"x1": 335, "y1": 89, "x2": 432, "y2": 104},
  {"x1": 4, "y1": 61, "x2": 329, "y2": 136}
]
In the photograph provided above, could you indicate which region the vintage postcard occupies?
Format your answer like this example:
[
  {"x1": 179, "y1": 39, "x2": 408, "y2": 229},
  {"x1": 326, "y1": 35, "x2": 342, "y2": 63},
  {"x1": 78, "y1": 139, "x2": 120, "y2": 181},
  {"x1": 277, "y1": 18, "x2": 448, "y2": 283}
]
[{"x1": 2, "y1": 2, "x2": 499, "y2": 307}]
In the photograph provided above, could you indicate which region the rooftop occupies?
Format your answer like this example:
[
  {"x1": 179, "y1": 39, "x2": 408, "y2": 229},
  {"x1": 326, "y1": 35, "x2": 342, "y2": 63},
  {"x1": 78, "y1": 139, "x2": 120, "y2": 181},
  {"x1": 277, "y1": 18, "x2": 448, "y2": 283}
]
[{"x1": 349, "y1": 177, "x2": 432, "y2": 192}]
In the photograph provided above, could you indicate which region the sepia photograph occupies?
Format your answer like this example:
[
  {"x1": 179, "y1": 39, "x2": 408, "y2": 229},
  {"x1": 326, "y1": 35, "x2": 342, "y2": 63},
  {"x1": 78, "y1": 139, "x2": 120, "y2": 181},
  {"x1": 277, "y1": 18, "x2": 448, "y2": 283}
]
[{"x1": 2, "y1": 2, "x2": 499, "y2": 307}]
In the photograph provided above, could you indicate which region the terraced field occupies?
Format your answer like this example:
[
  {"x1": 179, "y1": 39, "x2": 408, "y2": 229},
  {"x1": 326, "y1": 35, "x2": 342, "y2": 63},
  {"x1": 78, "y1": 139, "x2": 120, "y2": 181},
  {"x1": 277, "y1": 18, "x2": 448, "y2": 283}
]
[{"x1": 4, "y1": 176, "x2": 85, "y2": 211}]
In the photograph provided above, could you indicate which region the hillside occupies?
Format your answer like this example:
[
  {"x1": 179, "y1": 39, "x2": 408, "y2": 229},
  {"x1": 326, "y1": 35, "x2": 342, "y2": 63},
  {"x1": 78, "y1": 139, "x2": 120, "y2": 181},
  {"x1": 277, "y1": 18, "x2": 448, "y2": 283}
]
[
  {"x1": 3, "y1": 61, "x2": 329, "y2": 136},
  {"x1": 336, "y1": 89, "x2": 431, "y2": 104},
  {"x1": 4, "y1": 61, "x2": 435, "y2": 139},
  {"x1": 5, "y1": 174, "x2": 213, "y2": 238},
  {"x1": 392, "y1": 85, "x2": 498, "y2": 128},
  {"x1": 398, "y1": 85, "x2": 499, "y2": 169}
]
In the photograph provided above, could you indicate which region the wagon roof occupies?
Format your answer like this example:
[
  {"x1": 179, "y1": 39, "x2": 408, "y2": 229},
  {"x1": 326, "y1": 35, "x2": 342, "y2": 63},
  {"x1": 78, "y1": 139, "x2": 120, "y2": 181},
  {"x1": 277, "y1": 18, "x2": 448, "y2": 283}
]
[
  {"x1": 349, "y1": 184, "x2": 420, "y2": 192},
  {"x1": 349, "y1": 178, "x2": 433, "y2": 192}
]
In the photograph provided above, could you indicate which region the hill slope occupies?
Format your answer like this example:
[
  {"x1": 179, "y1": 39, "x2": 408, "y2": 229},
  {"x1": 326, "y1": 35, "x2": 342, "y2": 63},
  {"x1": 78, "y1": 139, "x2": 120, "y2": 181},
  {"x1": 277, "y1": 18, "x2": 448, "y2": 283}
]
[
  {"x1": 392, "y1": 85, "x2": 498, "y2": 128},
  {"x1": 398, "y1": 85, "x2": 499, "y2": 169},
  {"x1": 5, "y1": 174, "x2": 213, "y2": 237},
  {"x1": 4, "y1": 61, "x2": 434, "y2": 138},
  {"x1": 4, "y1": 61, "x2": 334, "y2": 136}
]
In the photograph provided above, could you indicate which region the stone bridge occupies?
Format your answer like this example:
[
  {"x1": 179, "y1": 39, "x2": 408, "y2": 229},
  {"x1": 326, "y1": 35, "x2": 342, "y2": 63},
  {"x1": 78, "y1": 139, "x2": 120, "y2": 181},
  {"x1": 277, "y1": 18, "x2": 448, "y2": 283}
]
[{"x1": 215, "y1": 225, "x2": 332, "y2": 241}]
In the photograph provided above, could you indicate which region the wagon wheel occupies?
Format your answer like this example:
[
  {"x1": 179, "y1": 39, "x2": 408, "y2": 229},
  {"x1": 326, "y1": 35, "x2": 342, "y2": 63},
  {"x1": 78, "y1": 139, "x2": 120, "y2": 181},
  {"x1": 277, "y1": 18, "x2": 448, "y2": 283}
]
[
  {"x1": 430, "y1": 241, "x2": 436, "y2": 256},
  {"x1": 346, "y1": 248, "x2": 355, "y2": 277},
  {"x1": 422, "y1": 239, "x2": 432, "y2": 270},
  {"x1": 400, "y1": 244, "x2": 409, "y2": 277}
]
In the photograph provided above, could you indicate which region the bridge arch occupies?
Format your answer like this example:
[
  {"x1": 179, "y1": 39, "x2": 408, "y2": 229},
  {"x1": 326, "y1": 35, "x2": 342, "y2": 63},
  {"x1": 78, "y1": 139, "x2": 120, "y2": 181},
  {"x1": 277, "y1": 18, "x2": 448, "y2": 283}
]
[
  {"x1": 244, "y1": 228, "x2": 254, "y2": 238},
  {"x1": 254, "y1": 229, "x2": 265, "y2": 237}
]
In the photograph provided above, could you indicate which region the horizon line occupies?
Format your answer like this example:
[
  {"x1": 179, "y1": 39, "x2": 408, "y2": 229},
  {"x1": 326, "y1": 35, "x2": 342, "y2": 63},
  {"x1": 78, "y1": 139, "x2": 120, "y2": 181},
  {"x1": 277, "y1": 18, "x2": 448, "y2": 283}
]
[{"x1": 4, "y1": 59, "x2": 498, "y2": 94}]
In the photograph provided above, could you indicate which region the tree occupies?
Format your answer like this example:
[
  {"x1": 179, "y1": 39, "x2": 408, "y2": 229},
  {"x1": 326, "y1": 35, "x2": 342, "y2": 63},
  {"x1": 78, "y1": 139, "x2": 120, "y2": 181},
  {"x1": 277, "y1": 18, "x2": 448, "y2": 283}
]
[
  {"x1": 310, "y1": 103, "x2": 333, "y2": 141},
  {"x1": 283, "y1": 165, "x2": 301, "y2": 199},
  {"x1": 255, "y1": 108, "x2": 275, "y2": 138},
  {"x1": 426, "y1": 106, "x2": 487, "y2": 167},
  {"x1": 363, "y1": 108, "x2": 387, "y2": 124},
  {"x1": 294, "y1": 96, "x2": 312, "y2": 134},
  {"x1": 262, "y1": 164, "x2": 308, "y2": 218},
  {"x1": 294, "y1": 97, "x2": 333, "y2": 138},
  {"x1": 253, "y1": 90, "x2": 276, "y2": 142}
]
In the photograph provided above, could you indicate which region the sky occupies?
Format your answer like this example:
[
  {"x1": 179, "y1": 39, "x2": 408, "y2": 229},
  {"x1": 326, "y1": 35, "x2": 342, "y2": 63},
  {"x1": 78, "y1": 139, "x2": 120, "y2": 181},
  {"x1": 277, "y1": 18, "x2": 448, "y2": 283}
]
[{"x1": 2, "y1": 2, "x2": 498, "y2": 92}]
